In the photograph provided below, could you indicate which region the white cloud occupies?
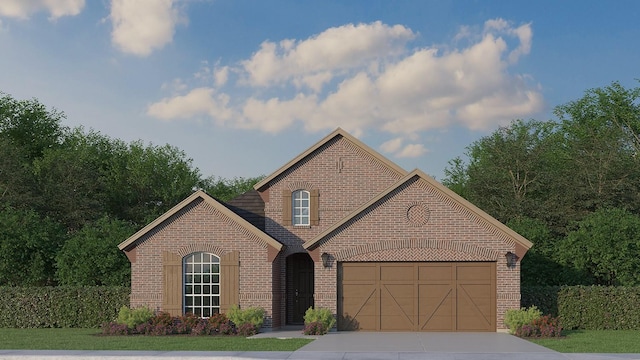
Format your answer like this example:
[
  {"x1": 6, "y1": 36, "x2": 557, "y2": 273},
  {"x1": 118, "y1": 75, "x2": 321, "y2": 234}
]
[
  {"x1": 241, "y1": 21, "x2": 415, "y2": 91},
  {"x1": 397, "y1": 143, "x2": 428, "y2": 158},
  {"x1": 381, "y1": 137, "x2": 403, "y2": 153},
  {"x1": 147, "y1": 87, "x2": 233, "y2": 123},
  {"x1": 0, "y1": 0, "x2": 85, "y2": 20},
  {"x1": 147, "y1": 19, "x2": 544, "y2": 161},
  {"x1": 110, "y1": 0, "x2": 184, "y2": 57}
]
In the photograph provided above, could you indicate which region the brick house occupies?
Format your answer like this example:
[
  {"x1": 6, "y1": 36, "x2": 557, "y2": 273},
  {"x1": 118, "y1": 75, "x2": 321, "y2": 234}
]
[{"x1": 118, "y1": 128, "x2": 532, "y2": 332}]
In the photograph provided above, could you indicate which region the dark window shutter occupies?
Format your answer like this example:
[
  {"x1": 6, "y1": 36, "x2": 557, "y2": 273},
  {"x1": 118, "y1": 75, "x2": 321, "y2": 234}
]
[
  {"x1": 310, "y1": 189, "x2": 319, "y2": 226},
  {"x1": 282, "y1": 192, "x2": 292, "y2": 226},
  {"x1": 162, "y1": 251, "x2": 182, "y2": 316},
  {"x1": 220, "y1": 251, "x2": 239, "y2": 313}
]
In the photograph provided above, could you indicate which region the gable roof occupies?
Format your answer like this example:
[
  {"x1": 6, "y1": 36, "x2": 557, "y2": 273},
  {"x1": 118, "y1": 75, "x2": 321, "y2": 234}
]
[
  {"x1": 254, "y1": 127, "x2": 407, "y2": 191},
  {"x1": 118, "y1": 190, "x2": 283, "y2": 252},
  {"x1": 303, "y1": 168, "x2": 533, "y2": 251}
]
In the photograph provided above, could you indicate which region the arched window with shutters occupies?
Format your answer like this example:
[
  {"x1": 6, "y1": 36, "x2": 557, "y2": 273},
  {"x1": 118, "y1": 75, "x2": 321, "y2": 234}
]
[
  {"x1": 282, "y1": 189, "x2": 319, "y2": 226},
  {"x1": 292, "y1": 190, "x2": 310, "y2": 226},
  {"x1": 184, "y1": 252, "x2": 220, "y2": 317}
]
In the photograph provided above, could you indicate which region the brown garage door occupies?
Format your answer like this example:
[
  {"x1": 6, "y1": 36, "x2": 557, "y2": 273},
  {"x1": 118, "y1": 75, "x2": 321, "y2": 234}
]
[{"x1": 338, "y1": 262, "x2": 496, "y2": 332}]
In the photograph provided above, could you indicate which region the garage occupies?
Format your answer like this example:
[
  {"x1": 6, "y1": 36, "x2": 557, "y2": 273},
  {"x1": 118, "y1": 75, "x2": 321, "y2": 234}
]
[{"x1": 338, "y1": 262, "x2": 496, "y2": 332}]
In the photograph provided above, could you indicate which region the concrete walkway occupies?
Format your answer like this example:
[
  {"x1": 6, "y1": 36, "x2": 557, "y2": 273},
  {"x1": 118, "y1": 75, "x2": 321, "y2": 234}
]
[{"x1": 1, "y1": 330, "x2": 639, "y2": 360}]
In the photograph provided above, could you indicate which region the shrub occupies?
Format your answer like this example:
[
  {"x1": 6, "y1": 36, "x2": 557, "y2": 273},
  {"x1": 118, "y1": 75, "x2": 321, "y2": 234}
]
[
  {"x1": 117, "y1": 306, "x2": 154, "y2": 329},
  {"x1": 0, "y1": 286, "x2": 129, "y2": 328},
  {"x1": 515, "y1": 315, "x2": 562, "y2": 338},
  {"x1": 504, "y1": 306, "x2": 542, "y2": 334},
  {"x1": 101, "y1": 322, "x2": 130, "y2": 335},
  {"x1": 303, "y1": 307, "x2": 335, "y2": 335},
  {"x1": 227, "y1": 305, "x2": 265, "y2": 329},
  {"x1": 151, "y1": 311, "x2": 173, "y2": 327},
  {"x1": 237, "y1": 323, "x2": 258, "y2": 337},
  {"x1": 303, "y1": 321, "x2": 326, "y2": 335},
  {"x1": 207, "y1": 313, "x2": 229, "y2": 332}
]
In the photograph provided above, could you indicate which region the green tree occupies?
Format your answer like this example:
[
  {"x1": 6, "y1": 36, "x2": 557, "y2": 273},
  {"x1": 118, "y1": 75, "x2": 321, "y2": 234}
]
[
  {"x1": 104, "y1": 141, "x2": 202, "y2": 226},
  {"x1": 559, "y1": 208, "x2": 640, "y2": 286},
  {"x1": 0, "y1": 93, "x2": 65, "y2": 160},
  {"x1": 554, "y1": 81, "x2": 640, "y2": 218},
  {"x1": 55, "y1": 216, "x2": 136, "y2": 286},
  {"x1": 200, "y1": 176, "x2": 265, "y2": 202},
  {"x1": 31, "y1": 128, "x2": 113, "y2": 230},
  {"x1": 0, "y1": 206, "x2": 65, "y2": 286},
  {"x1": 449, "y1": 119, "x2": 559, "y2": 225}
]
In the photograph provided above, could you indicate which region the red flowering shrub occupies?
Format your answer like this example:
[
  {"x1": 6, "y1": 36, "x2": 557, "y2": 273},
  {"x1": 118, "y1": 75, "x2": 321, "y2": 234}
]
[
  {"x1": 101, "y1": 322, "x2": 130, "y2": 335},
  {"x1": 100, "y1": 309, "x2": 241, "y2": 336},
  {"x1": 237, "y1": 323, "x2": 258, "y2": 336},
  {"x1": 515, "y1": 315, "x2": 562, "y2": 338},
  {"x1": 303, "y1": 321, "x2": 326, "y2": 335}
]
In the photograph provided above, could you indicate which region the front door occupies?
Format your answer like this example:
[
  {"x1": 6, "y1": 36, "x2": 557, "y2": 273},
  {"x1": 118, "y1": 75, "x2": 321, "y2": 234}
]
[{"x1": 286, "y1": 253, "x2": 314, "y2": 324}]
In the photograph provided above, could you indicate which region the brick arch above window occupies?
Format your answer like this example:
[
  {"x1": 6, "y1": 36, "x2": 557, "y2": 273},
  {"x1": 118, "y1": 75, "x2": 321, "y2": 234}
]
[{"x1": 286, "y1": 181, "x2": 316, "y2": 191}]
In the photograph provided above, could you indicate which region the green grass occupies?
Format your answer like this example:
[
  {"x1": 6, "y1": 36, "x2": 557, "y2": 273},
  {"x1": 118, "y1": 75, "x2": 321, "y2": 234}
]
[
  {"x1": 529, "y1": 330, "x2": 640, "y2": 353},
  {"x1": 0, "y1": 328, "x2": 313, "y2": 351}
]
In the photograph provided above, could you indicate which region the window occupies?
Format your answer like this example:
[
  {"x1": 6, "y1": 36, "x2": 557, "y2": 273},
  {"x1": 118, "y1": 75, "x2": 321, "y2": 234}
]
[
  {"x1": 292, "y1": 190, "x2": 310, "y2": 226},
  {"x1": 184, "y1": 252, "x2": 220, "y2": 317}
]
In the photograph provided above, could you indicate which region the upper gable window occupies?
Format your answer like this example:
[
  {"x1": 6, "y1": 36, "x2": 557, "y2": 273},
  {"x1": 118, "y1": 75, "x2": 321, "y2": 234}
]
[{"x1": 292, "y1": 190, "x2": 310, "y2": 226}]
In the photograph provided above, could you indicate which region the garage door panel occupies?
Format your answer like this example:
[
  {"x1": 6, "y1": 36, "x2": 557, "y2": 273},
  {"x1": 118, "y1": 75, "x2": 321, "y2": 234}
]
[
  {"x1": 457, "y1": 264, "x2": 492, "y2": 280},
  {"x1": 343, "y1": 265, "x2": 377, "y2": 281},
  {"x1": 419, "y1": 284, "x2": 454, "y2": 331},
  {"x1": 380, "y1": 265, "x2": 414, "y2": 281},
  {"x1": 339, "y1": 262, "x2": 495, "y2": 332},
  {"x1": 418, "y1": 265, "x2": 453, "y2": 281}
]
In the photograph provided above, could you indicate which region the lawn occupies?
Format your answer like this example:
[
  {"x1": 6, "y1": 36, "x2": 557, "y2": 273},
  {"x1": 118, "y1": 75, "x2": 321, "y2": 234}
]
[
  {"x1": 0, "y1": 328, "x2": 313, "y2": 351},
  {"x1": 529, "y1": 330, "x2": 640, "y2": 353}
]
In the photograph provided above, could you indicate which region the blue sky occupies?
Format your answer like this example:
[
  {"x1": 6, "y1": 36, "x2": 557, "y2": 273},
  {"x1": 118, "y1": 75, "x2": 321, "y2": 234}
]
[{"x1": 0, "y1": 1, "x2": 638, "y2": 181}]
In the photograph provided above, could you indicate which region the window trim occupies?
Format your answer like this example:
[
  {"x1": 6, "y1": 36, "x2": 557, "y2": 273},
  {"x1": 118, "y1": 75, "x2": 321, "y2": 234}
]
[
  {"x1": 292, "y1": 189, "x2": 311, "y2": 226},
  {"x1": 183, "y1": 252, "x2": 220, "y2": 318}
]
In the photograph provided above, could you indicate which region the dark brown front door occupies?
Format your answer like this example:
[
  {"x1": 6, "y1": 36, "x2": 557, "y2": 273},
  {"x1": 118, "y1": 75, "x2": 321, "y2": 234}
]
[{"x1": 286, "y1": 253, "x2": 314, "y2": 324}]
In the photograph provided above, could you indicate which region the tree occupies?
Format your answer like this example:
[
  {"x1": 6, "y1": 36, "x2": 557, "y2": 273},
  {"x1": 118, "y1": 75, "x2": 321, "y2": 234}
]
[
  {"x1": 559, "y1": 208, "x2": 640, "y2": 286},
  {"x1": 32, "y1": 128, "x2": 112, "y2": 231},
  {"x1": 553, "y1": 81, "x2": 640, "y2": 218},
  {"x1": 447, "y1": 119, "x2": 560, "y2": 225},
  {"x1": 0, "y1": 206, "x2": 65, "y2": 286},
  {"x1": 104, "y1": 141, "x2": 202, "y2": 226},
  {"x1": 56, "y1": 216, "x2": 135, "y2": 286},
  {"x1": 200, "y1": 176, "x2": 265, "y2": 202},
  {"x1": 0, "y1": 93, "x2": 65, "y2": 160}
]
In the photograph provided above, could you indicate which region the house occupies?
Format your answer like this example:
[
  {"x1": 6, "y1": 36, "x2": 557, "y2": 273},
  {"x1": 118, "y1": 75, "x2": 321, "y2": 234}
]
[{"x1": 118, "y1": 128, "x2": 532, "y2": 332}]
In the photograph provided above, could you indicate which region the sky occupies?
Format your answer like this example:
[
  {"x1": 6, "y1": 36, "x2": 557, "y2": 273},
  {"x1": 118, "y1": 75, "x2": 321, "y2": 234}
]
[{"x1": 0, "y1": 1, "x2": 638, "y2": 181}]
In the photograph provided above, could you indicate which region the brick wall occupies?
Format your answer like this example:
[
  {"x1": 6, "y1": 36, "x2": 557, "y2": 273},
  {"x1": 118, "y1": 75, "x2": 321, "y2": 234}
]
[
  {"x1": 129, "y1": 198, "x2": 277, "y2": 328},
  {"x1": 261, "y1": 135, "x2": 405, "y2": 326},
  {"x1": 312, "y1": 177, "x2": 520, "y2": 330}
]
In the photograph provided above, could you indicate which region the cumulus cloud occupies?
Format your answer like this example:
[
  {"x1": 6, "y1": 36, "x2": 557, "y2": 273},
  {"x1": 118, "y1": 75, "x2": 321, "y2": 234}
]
[
  {"x1": 110, "y1": 0, "x2": 184, "y2": 56},
  {"x1": 147, "y1": 18, "x2": 543, "y2": 160},
  {"x1": 0, "y1": 0, "x2": 85, "y2": 20}
]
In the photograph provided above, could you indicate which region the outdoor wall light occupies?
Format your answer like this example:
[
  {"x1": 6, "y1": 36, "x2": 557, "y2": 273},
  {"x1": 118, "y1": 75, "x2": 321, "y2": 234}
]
[
  {"x1": 321, "y1": 252, "x2": 331, "y2": 268},
  {"x1": 505, "y1": 251, "x2": 519, "y2": 268}
]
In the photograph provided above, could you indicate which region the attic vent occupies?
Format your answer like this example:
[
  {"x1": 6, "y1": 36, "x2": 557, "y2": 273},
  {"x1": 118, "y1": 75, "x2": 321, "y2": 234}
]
[
  {"x1": 336, "y1": 157, "x2": 344, "y2": 173},
  {"x1": 406, "y1": 203, "x2": 431, "y2": 226}
]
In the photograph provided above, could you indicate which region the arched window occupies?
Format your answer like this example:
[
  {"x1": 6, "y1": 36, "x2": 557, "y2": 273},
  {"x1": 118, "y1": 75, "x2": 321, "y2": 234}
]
[
  {"x1": 184, "y1": 252, "x2": 220, "y2": 317},
  {"x1": 292, "y1": 189, "x2": 310, "y2": 226}
]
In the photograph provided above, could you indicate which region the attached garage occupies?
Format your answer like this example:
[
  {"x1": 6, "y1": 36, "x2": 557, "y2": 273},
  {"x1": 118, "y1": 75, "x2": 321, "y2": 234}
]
[{"x1": 338, "y1": 262, "x2": 496, "y2": 332}]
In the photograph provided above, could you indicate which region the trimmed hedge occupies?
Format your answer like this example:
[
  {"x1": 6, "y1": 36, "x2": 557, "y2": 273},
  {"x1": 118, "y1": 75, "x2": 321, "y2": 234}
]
[
  {"x1": 0, "y1": 286, "x2": 129, "y2": 328},
  {"x1": 522, "y1": 286, "x2": 640, "y2": 330}
]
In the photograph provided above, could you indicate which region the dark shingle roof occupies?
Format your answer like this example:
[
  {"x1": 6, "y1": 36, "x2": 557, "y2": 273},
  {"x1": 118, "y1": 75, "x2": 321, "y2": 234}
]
[{"x1": 223, "y1": 190, "x2": 265, "y2": 231}]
